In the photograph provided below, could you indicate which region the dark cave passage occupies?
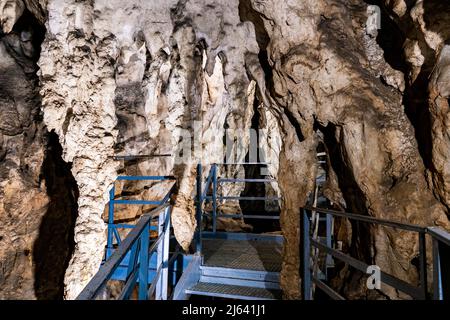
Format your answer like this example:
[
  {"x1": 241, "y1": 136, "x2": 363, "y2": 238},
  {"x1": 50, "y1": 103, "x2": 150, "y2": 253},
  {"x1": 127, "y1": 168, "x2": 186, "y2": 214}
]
[
  {"x1": 239, "y1": 98, "x2": 280, "y2": 234},
  {"x1": 15, "y1": 4, "x2": 79, "y2": 301},
  {"x1": 324, "y1": 124, "x2": 374, "y2": 260},
  {"x1": 33, "y1": 131, "x2": 79, "y2": 300}
]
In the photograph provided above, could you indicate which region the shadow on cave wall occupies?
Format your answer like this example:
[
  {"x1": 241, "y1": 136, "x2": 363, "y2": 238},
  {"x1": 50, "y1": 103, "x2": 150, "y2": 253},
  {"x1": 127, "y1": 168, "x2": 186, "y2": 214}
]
[
  {"x1": 318, "y1": 122, "x2": 376, "y2": 298},
  {"x1": 238, "y1": 0, "x2": 275, "y2": 97},
  {"x1": 319, "y1": 123, "x2": 373, "y2": 263},
  {"x1": 0, "y1": 7, "x2": 78, "y2": 300},
  {"x1": 416, "y1": 0, "x2": 450, "y2": 171},
  {"x1": 33, "y1": 132, "x2": 78, "y2": 300},
  {"x1": 422, "y1": 1, "x2": 450, "y2": 41}
]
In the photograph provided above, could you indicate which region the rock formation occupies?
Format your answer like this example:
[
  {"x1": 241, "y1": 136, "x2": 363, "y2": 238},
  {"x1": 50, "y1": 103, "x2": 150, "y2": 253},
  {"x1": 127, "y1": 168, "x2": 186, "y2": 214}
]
[
  {"x1": 0, "y1": 1, "x2": 77, "y2": 300},
  {"x1": 0, "y1": 0, "x2": 449, "y2": 300},
  {"x1": 0, "y1": 18, "x2": 48, "y2": 298},
  {"x1": 246, "y1": 0, "x2": 450, "y2": 299}
]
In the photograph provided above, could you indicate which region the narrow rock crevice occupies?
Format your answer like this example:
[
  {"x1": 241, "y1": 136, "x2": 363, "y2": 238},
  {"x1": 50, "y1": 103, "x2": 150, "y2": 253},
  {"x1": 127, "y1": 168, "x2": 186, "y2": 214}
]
[
  {"x1": 1, "y1": 5, "x2": 79, "y2": 300},
  {"x1": 403, "y1": 69, "x2": 434, "y2": 171},
  {"x1": 238, "y1": 0, "x2": 273, "y2": 87},
  {"x1": 319, "y1": 122, "x2": 373, "y2": 260},
  {"x1": 240, "y1": 96, "x2": 280, "y2": 233},
  {"x1": 365, "y1": 0, "x2": 408, "y2": 73},
  {"x1": 33, "y1": 131, "x2": 78, "y2": 300}
]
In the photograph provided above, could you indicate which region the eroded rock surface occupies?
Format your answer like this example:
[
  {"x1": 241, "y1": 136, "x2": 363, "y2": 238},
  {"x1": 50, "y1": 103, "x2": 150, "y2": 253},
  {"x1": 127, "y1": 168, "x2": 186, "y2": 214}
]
[
  {"x1": 0, "y1": 35, "x2": 47, "y2": 299},
  {"x1": 0, "y1": 3, "x2": 64, "y2": 299},
  {"x1": 245, "y1": 0, "x2": 450, "y2": 298},
  {"x1": 36, "y1": 0, "x2": 275, "y2": 299}
]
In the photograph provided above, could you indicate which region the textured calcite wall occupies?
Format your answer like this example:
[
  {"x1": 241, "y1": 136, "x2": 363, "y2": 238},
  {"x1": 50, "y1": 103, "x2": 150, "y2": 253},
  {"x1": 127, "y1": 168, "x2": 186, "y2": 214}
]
[
  {"x1": 38, "y1": 0, "x2": 120, "y2": 298},
  {"x1": 36, "y1": 0, "x2": 274, "y2": 299},
  {"x1": 244, "y1": 0, "x2": 450, "y2": 298},
  {"x1": 1, "y1": 0, "x2": 450, "y2": 300},
  {"x1": 380, "y1": 0, "x2": 450, "y2": 218},
  {"x1": 0, "y1": 22, "x2": 48, "y2": 299}
]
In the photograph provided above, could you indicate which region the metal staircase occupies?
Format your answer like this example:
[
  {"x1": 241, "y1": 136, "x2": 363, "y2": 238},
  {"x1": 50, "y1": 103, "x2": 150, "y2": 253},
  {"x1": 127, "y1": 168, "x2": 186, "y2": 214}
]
[
  {"x1": 75, "y1": 162, "x2": 450, "y2": 300},
  {"x1": 77, "y1": 175, "x2": 180, "y2": 300},
  {"x1": 309, "y1": 152, "x2": 335, "y2": 283},
  {"x1": 76, "y1": 164, "x2": 284, "y2": 301},
  {"x1": 182, "y1": 236, "x2": 283, "y2": 300},
  {"x1": 173, "y1": 163, "x2": 283, "y2": 300}
]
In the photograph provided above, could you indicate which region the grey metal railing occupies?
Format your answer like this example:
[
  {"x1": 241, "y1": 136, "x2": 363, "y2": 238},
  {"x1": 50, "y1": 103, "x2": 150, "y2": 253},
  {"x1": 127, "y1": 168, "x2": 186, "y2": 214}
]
[
  {"x1": 301, "y1": 206, "x2": 450, "y2": 300},
  {"x1": 195, "y1": 163, "x2": 281, "y2": 252},
  {"x1": 428, "y1": 226, "x2": 450, "y2": 300}
]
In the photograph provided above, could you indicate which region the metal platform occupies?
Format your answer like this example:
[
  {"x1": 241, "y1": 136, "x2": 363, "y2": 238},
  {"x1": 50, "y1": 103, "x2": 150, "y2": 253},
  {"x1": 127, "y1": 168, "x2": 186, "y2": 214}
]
[
  {"x1": 77, "y1": 162, "x2": 450, "y2": 300},
  {"x1": 202, "y1": 239, "x2": 282, "y2": 272},
  {"x1": 175, "y1": 236, "x2": 283, "y2": 300},
  {"x1": 186, "y1": 282, "x2": 281, "y2": 300},
  {"x1": 173, "y1": 163, "x2": 285, "y2": 300}
]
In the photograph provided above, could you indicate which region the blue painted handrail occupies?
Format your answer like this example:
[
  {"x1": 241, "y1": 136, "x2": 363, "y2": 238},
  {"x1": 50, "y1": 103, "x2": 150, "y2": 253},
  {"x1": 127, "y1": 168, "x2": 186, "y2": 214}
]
[
  {"x1": 202, "y1": 167, "x2": 215, "y2": 199},
  {"x1": 76, "y1": 203, "x2": 171, "y2": 300},
  {"x1": 107, "y1": 177, "x2": 176, "y2": 255}
]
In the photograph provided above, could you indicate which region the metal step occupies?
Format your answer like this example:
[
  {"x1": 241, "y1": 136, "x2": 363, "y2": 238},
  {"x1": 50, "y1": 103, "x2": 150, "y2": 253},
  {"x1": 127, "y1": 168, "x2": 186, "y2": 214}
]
[
  {"x1": 200, "y1": 266, "x2": 280, "y2": 290},
  {"x1": 212, "y1": 213, "x2": 280, "y2": 220},
  {"x1": 199, "y1": 275, "x2": 280, "y2": 290},
  {"x1": 201, "y1": 266, "x2": 280, "y2": 283},
  {"x1": 201, "y1": 238, "x2": 282, "y2": 272},
  {"x1": 218, "y1": 178, "x2": 276, "y2": 183},
  {"x1": 218, "y1": 196, "x2": 281, "y2": 201},
  {"x1": 185, "y1": 282, "x2": 282, "y2": 300}
]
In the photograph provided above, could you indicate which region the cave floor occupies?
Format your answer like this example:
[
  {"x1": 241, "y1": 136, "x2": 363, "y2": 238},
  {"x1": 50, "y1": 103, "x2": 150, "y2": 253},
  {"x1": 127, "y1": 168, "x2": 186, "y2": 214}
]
[{"x1": 202, "y1": 239, "x2": 282, "y2": 272}]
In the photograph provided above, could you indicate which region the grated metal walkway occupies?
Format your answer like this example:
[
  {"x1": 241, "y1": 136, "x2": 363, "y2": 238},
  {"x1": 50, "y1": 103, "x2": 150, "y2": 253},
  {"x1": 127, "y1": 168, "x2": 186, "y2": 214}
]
[
  {"x1": 186, "y1": 282, "x2": 281, "y2": 300},
  {"x1": 202, "y1": 239, "x2": 282, "y2": 272}
]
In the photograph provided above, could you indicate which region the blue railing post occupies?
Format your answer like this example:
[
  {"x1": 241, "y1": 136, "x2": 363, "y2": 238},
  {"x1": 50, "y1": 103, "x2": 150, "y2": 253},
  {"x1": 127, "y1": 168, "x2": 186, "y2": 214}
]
[
  {"x1": 301, "y1": 208, "x2": 312, "y2": 300},
  {"x1": 156, "y1": 206, "x2": 171, "y2": 300},
  {"x1": 162, "y1": 207, "x2": 171, "y2": 299},
  {"x1": 126, "y1": 241, "x2": 139, "y2": 278},
  {"x1": 138, "y1": 224, "x2": 150, "y2": 300},
  {"x1": 432, "y1": 238, "x2": 443, "y2": 300},
  {"x1": 212, "y1": 164, "x2": 217, "y2": 233},
  {"x1": 195, "y1": 163, "x2": 203, "y2": 254},
  {"x1": 107, "y1": 186, "x2": 115, "y2": 259}
]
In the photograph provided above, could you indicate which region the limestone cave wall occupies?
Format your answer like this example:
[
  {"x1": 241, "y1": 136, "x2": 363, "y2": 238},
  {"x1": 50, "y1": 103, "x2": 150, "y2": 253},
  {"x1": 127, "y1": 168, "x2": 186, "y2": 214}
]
[{"x1": 0, "y1": 0, "x2": 449, "y2": 300}]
